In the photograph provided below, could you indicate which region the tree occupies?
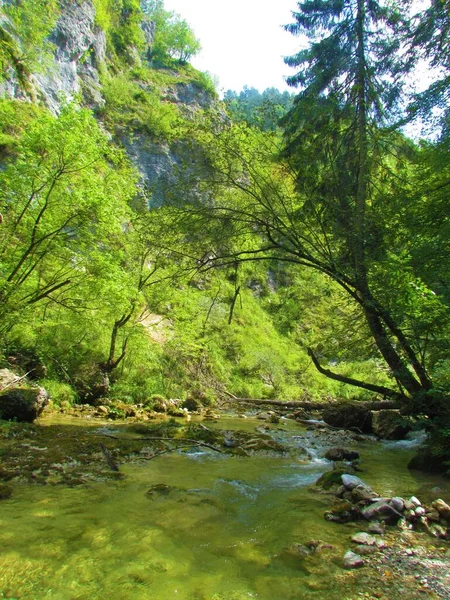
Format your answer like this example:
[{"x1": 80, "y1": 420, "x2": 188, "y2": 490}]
[
  {"x1": 279, "y1": 0, "x2": 443, "y2": 406},
  {"x1": 168, "y1": 0, "x2": 449, "y2": 420},
  {"x1": 142, "y1": 0, "x2": 201, "y2": 64},
  {"x1": 0, "y1": 102, "x2": 135, "y2": 333},
  {"x1": 223, "y1": 87, "x2": 294, "y2": 131},
  {"x1": 407, "y1": 0, "x2": 450, "y2": 136}
]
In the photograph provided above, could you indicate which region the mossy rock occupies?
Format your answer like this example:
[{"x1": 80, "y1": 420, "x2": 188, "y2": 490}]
[
  {"x1": 324, "y1": 501, "x2": 361, "y2": 523},
  {"x1": 323, "y1": 403, "x2": 373, "y2": 433},
  {"x1": 372, "y1": 410, "x2": 411, "y2": 440},
  {"x1": 0, "y1": 387, "x2": 49, "y2": 422},
  {"x1": 315, "y1": 464, "x2": 356, "y2": 490},
  {"x1": 181, "y1": 396, "x2": 201, "y2": 412}
]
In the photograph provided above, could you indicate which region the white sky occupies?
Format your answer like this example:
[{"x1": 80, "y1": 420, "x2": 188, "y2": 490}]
[{"x1": 163, "y1": 0, "x2": 302, "y2": 95}]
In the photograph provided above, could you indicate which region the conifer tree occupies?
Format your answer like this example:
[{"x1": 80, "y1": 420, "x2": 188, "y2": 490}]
[{"x1": 282, "y1": 0, "x2": 436, "y2": 403}]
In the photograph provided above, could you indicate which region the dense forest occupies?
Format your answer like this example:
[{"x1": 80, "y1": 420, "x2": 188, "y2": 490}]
[{"x1": 0, "y1": 0, "x2": 449, "y2": 472}]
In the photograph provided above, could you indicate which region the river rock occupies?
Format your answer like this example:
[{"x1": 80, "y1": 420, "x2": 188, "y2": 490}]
[
  {"x1": 351, "y1": 532, "x2": 377, "y2": 546},
  {"x1": 415, "y1": 506, "x2": 426, "y2": 517},
  {"x1": 355, "y1": 544, "x2": 378, "y2": 555},
  {"x1": 351, "y1": 484, "x2": 379, "y2": 503},
  {"x1": 410, "y1": 496, "x2": 422, "y2": 507},
  {"x1": 372, "y1": 410, "x2": 411, "y2": 440},
  {"x1": 0, "y1": 386, "x2": 49, "y2": 422},
  {"x1": 367, "y1": 522, "x2": 385, "y2": 534},
  {"x1": 323, "y1": 404, "x2": 373, "y2": 433},
  {"x1": 325, "y1": 501, "x2": 361, "y2": 523},
  {"x1": 315, "y1": 464, "x2": 356, "y2": 490},
  {"x1": 324, "y1": 448, "x2": 360, "y2": 461},
  {"x1": 361, "y1": 500, "x2": 403, "y2": 524},
  {"x1": 426, "y1": 510, "x2": 441, "y2": 522},
  {"x1": 429, "y1": 525, "x2": 449, "y2": 539},
  {"x1": 391, "y1": 496, "x2": 405, "y2": 512},
  {"x1": 432, "y1": 498, "x2": 450, "y2": 520},
  {"x1": 343, "y1": 550, "x2": 364, "y2": 569},
  {"x1": 341, "y1": 474, "x2": 366, "y2": 489}
]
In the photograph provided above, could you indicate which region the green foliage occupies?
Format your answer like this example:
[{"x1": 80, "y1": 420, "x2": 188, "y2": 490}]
[
  {"x1": 41, "y1": 379, "x2": 77, "y2": 407},
  {"x1": 224, "y1": 87, "x2": 294, "y2": 131},
  {"x1": 92, "y1": 0, "x2": 144, "y2": 60},
  {"x1": 0, "y1": 0, "x2": 59, "y2": 88},
  {"x1": 100, "y1": 70, "x2": 181, "y2": 137},
  {"x1": 142, "y1": 0, "x2": 201, "y2": 65}
]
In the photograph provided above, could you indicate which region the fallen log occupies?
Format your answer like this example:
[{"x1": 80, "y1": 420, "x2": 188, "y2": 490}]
[{"x1": 223, "y1": 396, "x2": 400, "y2": 412}]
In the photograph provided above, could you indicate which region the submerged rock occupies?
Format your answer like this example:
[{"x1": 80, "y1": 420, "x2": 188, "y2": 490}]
[
  {"x1": 325, "y1": 502, "x2": 361, "y2": 523},
  {"x1": 324, "y1": 448, "x2": 360, "y2": 462},
  {"x1": 343, "y1": 550, "x2": 364, "y2": 569},
  {"x1": 145, "y1": 484, "x2": 182, "y2": 498}
]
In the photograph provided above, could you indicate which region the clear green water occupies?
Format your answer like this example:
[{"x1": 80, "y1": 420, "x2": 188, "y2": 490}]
[{"x1": 1, "y1": 418, "x2": 449, "y2": 600}]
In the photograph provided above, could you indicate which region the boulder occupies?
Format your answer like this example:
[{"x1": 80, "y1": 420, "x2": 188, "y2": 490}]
[
  {"x1": 361, "y1": 500, "x2": 403, "y2": 524},
  {"x1": 372, "y1": 410, "x2": 411, "y2": 440},
  {"x1": 0, "y1": 387, "x2": 49, "y2": 422},
  {"x1": 324, "y1": 448, "x2": 360, "y2": 461},
  {"x1": 323, "y1": 404, "x2": 373, "y2": 433},
  {"x1": 0, "y1": 369, "x2": 19, "y2": 389}
]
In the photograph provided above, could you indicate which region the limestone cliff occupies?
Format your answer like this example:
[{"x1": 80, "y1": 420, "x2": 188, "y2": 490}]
[{"x1": 0, "y1": 0, "x2": 216, "y2": 195}]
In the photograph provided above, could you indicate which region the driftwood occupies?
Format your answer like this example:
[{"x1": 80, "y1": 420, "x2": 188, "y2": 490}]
[{"x1": 223, "y1": 395, "x2": 400, "y2": 412}]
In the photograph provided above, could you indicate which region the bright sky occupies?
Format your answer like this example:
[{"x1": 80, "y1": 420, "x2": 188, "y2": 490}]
[{"x1": 163, "y1": 0, "x2": 303, "y2": 95}]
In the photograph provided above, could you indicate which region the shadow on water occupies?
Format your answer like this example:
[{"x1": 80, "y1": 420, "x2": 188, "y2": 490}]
[{"x1": 0, "y1": 416, "x2": 449, "y2": 599}]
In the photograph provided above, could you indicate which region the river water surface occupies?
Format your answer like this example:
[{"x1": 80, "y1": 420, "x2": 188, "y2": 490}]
[{"x1": 1, "y1": 416, "x2": 449, "y2": 600}]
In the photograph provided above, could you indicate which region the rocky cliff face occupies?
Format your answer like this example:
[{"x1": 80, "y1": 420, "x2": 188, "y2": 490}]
[
  {"x1": 0, "y1": 0, "x2": 154, "y2": 114},
  {"x1": 34, "y1": 0, "x2": 107, "y2": 113},
  {"x1": 0, "y1": 0, "x2": 216, "y2": 199}
]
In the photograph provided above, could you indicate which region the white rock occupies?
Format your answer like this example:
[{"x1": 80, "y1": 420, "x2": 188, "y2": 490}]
[
  {"x1": 343, "y1": 551, "x2": 364, "y2": 569},
  {"x1": 351, "y1": 532, "x2": 377, "y2": 546},
  {"x1": 391, "y1": 496, "x2": 405, "y2": 512},
  {"x1": 341, "y1": 474, "x2": 367, "y2": 490}
]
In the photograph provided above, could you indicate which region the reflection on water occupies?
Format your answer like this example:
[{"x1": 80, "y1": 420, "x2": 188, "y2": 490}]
[{"x1": 1, "y1": 417, "x2": 449, "y2": 600}]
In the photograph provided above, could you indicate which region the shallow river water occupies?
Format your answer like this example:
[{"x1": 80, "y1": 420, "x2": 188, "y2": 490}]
[{"x1": 1, "y1": 416, "x2": 449, "y2": 600}]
